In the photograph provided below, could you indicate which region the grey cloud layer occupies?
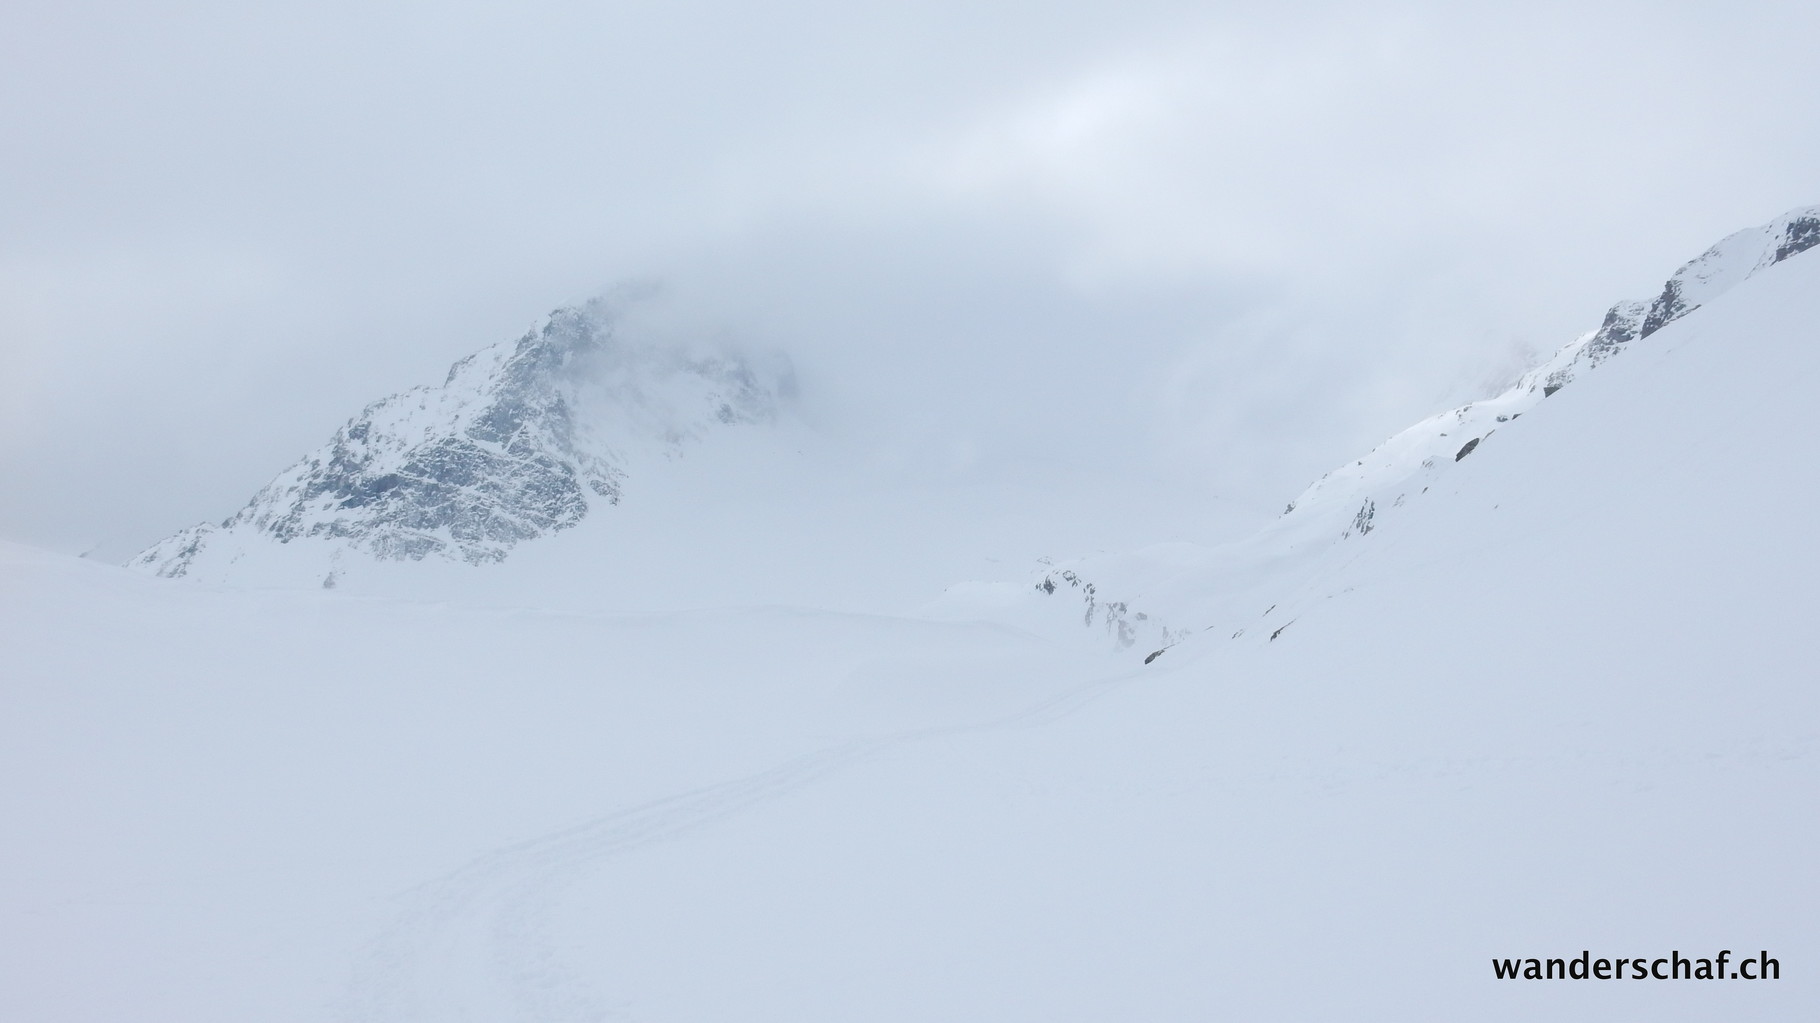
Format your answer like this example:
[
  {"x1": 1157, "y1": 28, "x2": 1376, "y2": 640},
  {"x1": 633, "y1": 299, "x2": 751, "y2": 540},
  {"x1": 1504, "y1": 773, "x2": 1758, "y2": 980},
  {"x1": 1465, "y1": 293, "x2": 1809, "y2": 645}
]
[{"x1": 4, "y1": 0, "x2": 1817, "y2": 555}]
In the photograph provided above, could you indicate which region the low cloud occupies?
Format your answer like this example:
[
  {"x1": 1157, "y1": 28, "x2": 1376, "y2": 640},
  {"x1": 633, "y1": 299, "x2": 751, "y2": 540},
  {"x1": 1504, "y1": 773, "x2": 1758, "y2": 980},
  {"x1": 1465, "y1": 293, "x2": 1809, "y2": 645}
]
[{"x1": 4, "y1": 0, "x2": 1817, "y2": 556}]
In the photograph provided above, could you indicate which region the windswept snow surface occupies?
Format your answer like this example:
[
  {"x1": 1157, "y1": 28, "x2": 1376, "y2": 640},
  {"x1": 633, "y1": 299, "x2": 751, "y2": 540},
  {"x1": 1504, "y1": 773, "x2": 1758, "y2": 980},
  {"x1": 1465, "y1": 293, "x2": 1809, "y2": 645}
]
[{"x1": 4, "y1": 230, "x2": 1818, "y2": 1020}]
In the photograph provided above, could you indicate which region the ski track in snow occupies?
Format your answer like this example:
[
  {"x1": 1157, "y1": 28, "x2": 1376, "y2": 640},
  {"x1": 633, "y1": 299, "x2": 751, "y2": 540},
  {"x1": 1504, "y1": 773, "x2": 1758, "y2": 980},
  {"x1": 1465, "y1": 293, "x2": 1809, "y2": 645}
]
[{"x1": 338, "y1": 661, "x2": 1147, "y2": 1022}]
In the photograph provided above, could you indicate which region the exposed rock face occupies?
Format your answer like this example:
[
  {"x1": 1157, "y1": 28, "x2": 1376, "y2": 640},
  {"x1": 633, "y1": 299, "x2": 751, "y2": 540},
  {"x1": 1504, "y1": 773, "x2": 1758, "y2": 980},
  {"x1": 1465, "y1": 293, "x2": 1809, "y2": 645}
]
[
  {"x1": 132, "y1": 301, "x2": 785, "y2": 579},
  {"x1": 1030, "y1": 565, "x2": 1182, "y2": 651},
  {"x1": 1638, "y1": 279, "x2": 1689, "y2": 340},
  {"x1": 1546, "y1": 208, "x2": 1820, "y2": 391},
  {"x1": 1578, "y1": 299, "x2": 1648, "y2": 369},
  {"x1": 1773, "y1": 213, "x2": 1820, "y2": 264}
]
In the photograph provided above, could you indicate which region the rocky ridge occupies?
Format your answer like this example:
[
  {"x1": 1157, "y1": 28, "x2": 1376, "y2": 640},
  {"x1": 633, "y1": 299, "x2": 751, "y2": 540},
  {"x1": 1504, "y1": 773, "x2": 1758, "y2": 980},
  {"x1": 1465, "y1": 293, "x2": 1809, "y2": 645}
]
[{"x1": 132, "y1": 301, "x2": 784, "y2": 580}]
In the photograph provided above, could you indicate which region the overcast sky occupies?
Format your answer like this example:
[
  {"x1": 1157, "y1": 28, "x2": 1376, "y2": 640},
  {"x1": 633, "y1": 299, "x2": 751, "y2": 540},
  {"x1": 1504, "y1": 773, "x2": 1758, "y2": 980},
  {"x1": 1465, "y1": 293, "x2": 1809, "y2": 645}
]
[{"x1": 4, "y1": 0, "x2": 1818, "y2": 557}]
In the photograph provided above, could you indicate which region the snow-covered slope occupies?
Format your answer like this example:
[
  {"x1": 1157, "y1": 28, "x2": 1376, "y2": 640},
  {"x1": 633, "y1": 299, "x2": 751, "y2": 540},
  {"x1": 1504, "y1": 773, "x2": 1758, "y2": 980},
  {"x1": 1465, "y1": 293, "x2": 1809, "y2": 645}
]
[
  {"x1": 952, "y1": 205, "x2": 1820, "y2": 653},
  {"x1": 0, "y1": 539, "x2": 1112, "y2": 1023},
  {"x1": 1281, "y1": 204, "x2": 1819, "y2": 536},
  {"x1": 130, "y1": 300, "x2": 785, "y2": 583},
  {"x1": 4, "y1": 209, "x2": 1815, "y2": 1022},
  {"x1": 7, "y1": 209, "x2": 1812, "y2": 1019}
]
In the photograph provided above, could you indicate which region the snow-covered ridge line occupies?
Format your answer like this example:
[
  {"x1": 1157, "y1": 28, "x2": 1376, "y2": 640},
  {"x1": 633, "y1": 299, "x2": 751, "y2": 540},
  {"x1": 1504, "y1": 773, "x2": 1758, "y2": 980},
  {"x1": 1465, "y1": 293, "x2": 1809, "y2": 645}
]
[
  {"x1": 1281, "y1": 204, "x2": 1818, "y2": 532},
  {"x1": 1021, "y1": 204, "x2": 1820, "y2": 652},
  {"x1": 131, "y1": 301, "x2": 785, "y2": 580}
]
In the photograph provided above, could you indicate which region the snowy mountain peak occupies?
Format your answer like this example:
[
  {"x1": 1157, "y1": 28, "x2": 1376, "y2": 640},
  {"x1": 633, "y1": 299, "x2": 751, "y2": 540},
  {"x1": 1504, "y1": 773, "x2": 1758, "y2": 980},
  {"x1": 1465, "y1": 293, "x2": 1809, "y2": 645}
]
[{"x1": 131, "y1": 300, "x2": 787, "y2": 579}]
